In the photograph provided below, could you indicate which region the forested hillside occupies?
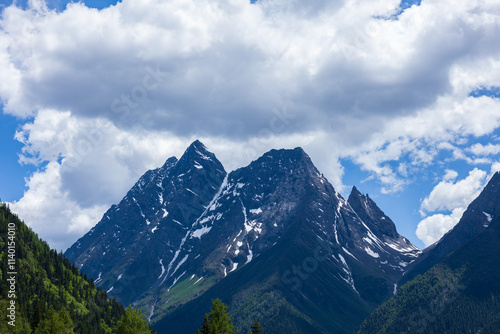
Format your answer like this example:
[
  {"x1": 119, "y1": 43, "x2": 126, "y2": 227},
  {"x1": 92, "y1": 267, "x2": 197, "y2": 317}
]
[
  {"x1": 356, "y1": 212, "x2": 500, "y2": 334},
  {"x1": 0, "y1": 203, "x2": 153, "y2": 333}
]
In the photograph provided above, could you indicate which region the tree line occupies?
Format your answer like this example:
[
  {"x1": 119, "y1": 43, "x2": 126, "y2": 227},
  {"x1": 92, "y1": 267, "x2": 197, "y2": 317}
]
[{"x1": 196, "y1": 298, "x2": 263, "y2": 334}]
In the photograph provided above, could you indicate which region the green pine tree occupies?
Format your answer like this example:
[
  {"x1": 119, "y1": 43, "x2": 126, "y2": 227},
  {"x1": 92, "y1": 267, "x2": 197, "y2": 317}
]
[
  {"x1": 249, "y1": 318, "x2": 263, "y2": 334},
  {"x1": 34, "y1": 308, "x2": 74, "y2": 334},
  {"x1": 113, "y1": 305, "x2": 153, "y2": 334},
  {"x1": 206, "y1": 298, "x2": 237, "y2": 334},
  {"x1": 196, "y1": 314, "x2": 212, "y2": 334},
  {"x1": 0, "y1": 300, "x2": 32, "y2": 334}
]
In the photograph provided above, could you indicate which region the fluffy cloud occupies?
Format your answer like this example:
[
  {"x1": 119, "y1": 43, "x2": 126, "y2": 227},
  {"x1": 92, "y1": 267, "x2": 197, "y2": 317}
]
[
  {"x1": 420, "y1": 168, "x2": 487, "y2": 213},
  {"x1": 2, "y1": 0, "x2": 499, "y2": 138},
  {"x1": 9, "y1": 161, "x2": 109, "y2": 251},
  {"x1": 2, "y1": 0, "x2": 500, "y2": 249},
  {"x1": 467, "y1": 143, "x2": 500, "y2": 157},
  {"x1": 416, "y1": 208, "x2": 464, "y2": 247}
]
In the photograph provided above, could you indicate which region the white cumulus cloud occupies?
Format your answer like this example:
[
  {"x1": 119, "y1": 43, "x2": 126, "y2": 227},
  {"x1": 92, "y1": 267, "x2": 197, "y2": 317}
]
[{"x1": 416, "y1": 208, "x2": 464, "y2": 247}]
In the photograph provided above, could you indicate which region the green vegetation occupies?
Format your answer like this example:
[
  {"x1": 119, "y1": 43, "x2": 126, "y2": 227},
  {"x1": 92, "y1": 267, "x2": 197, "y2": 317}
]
[
  {"x1": 356, "y1": 213, "x2": 500, "y2": 334},
  {"x1": 196, "y1": 298, "x2": 237, "y2": 334},
  {"x1": 114, "y1": 306, "x2": 153, "y2": 334},
  {"x1": 0, "y1": 203, "x2": 153, "y2": 334},
  {"x1": 196, "y1": 299, "x2": 265, "y2": 334},
  {"x1": 33, "y1": 308, "x2": 74, "y2": 334},
  {"x1": 249, "y1": 318, "x2": 263, "y2": 334},
  {"x1": 138, "y1": 274, "x2": 217, "y2": 324}
]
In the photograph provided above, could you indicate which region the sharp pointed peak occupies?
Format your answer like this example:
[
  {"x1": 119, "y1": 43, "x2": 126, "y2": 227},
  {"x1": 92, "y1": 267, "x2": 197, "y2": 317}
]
[
  {"x1": 181, "y1": 140, "x2": 214, "y2": 159},
  {"x1": 189, "y1": 139, "x2": 207, "y2": 150},
  {"x1": 176, "y1": 140, "x2": 226, "y2": 174},
  {"x1": 349, "y1": 186, "x2": 369, "y2": 201},
  {"x1": 351, "y1": 185, "x2": 361, "y2": 195},
  {"x1": 183, "y1": 140, "x2": 210, "y2": 155}
]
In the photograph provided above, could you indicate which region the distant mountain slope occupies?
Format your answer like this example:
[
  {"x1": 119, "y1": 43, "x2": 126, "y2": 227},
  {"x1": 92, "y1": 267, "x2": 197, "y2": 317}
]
[
  {"x1": 0, "y1": 203, "x2": 135, "y2": 333},
  {"x1": 401, "y1": 171, "x2": 500, "y2": 285},
  {"x1": 356, "y1": 206, "x2": 500, "y2": 334},
  {"x1": 347, "y1": 186, "x2": 420, "y2": 283}
]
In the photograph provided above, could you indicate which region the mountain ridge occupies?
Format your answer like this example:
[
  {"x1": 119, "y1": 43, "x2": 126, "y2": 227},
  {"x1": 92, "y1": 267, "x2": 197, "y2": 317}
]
[
  {"x1": 66, "y1": 140, "x2": 420, "y2": 334},
  {"x1": 65, "y1": 140, "x2": 227, "y2": 306}
]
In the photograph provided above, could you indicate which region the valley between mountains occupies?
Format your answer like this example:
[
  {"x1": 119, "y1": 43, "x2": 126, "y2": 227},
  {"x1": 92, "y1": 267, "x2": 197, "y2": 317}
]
[{"x1": 64, "y1": 140, "x2": 500, "y2": 333}]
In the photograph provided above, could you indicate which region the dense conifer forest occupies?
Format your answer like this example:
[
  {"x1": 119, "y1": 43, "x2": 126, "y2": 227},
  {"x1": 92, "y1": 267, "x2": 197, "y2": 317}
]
[{"x1": 0, "y1": 203, "x2": 153, "y2": 333}]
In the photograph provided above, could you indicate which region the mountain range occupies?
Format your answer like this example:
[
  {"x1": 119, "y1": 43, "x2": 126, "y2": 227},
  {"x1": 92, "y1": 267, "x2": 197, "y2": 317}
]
[{"x1": 65, "y1": 141, "x2": 500, "y2": 333}]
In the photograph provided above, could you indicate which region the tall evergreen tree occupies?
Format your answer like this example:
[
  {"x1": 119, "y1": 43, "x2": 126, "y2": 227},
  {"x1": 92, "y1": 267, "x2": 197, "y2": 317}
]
[
  {"x1": 33, "y1": 308, "x2": 74, "y2": 334},
  {"x1": 205, "y1": 299, "x2": 237, "y2": 334},
  {"x1": 249, "y1": 318, "x2": 263, "y2": 334},
  {"x1": 196, "y1": 314, "x2": 212, "y2": 334},
  {"x1": 114, "y1": 305, "x2": 154, "y2": 334}
]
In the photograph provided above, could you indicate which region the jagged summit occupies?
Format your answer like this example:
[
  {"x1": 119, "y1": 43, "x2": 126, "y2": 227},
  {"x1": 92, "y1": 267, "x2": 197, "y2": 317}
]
[
  {"x1": 174, "y1": 140, "x2": 225, "y2": 175},
  {"x1": 261, "y1": 146, "x2": 307, "y2": 158},
  {"x1": 348, "y1": 186, "x2": 399, "y2": 240},
  {"x1": 182, "y1": 140, "x2": 215, "y2": 160}
]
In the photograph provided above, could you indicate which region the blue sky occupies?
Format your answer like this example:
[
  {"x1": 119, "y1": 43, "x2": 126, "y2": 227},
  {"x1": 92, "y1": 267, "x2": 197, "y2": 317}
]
[
  {"x1": 0, "y1": 0, "x2": 118, "y2": 10},
  {"x1": 1, "y1": 0, "x2": 500, "y2": 251}
]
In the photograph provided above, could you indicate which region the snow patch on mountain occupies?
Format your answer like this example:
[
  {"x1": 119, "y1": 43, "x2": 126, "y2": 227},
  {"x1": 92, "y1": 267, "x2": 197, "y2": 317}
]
[
  {"x1": 250, "y1": 208, "x2": 263, "y2": 215},
  {"x1": 365, "y1": 247, "x2": 380, "y2": 258},
  {"x1": 191, "y1": 226, "x2": 212, "y2": 239},
  {"x1": 483, "y1": 212, "x2": 493, "y2": 227}
]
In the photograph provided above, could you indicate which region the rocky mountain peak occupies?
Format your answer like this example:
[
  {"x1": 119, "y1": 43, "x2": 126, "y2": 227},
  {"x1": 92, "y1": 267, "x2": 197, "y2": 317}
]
[
  {"x1": 348, "y1": 186, "x2": 399, "y2": 240},
  {"x1": 181, "y1": 140, "x2": 216, "y2": 162},
  {"x1": 66, "y1": 142, "x2": 422, "y2": 333},
  {"x1": 259, "y1": 147, "x2": 313, "y2": 168},
  {"x1": 174, "y1": 140, "x2": 225, "y2": 177}
]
